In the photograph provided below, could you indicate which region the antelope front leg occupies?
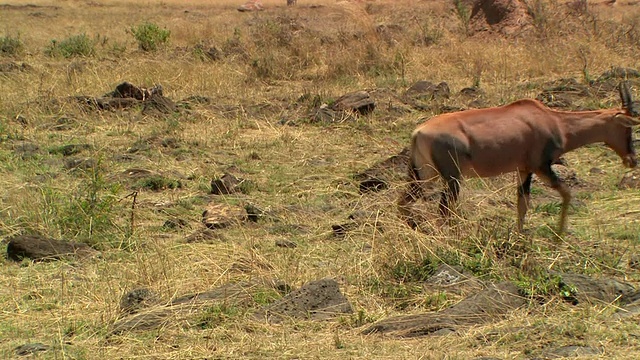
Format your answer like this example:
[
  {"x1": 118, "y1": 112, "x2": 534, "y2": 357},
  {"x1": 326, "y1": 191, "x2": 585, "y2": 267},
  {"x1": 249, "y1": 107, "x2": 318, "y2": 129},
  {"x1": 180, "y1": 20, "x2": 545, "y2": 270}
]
[
  {"x1": 517, "y1": 171, "x2": 533, "y2": 232},
  {"x1": 535, "y1": 166, "x2": 572, "y2": 234}
]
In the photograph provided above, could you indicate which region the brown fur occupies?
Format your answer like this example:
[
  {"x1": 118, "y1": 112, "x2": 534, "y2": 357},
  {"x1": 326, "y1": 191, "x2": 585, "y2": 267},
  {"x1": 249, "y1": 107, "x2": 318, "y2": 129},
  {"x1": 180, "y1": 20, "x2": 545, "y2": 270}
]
[{"x1": 399, "y1": 83, "x2": 640, "y2": 234}]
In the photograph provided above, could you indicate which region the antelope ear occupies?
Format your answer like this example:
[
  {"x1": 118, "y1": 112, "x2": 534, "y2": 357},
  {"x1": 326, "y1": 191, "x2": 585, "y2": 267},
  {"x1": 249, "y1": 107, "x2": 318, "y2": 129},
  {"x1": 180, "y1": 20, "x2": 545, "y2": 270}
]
[{"x1": 614, "y1": 114, "x2": 640, "y2": 127}]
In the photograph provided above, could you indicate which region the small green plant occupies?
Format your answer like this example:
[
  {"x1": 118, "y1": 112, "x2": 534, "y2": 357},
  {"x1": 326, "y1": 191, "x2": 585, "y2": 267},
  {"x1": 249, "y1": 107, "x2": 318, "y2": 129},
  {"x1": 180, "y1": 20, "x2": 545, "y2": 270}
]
[
  {"x1": 453, "y1": 0, "x2": 472, "y2": 36},
  {"x1": 134, "y1": 175, "x2": 182, "y2": 191},
  {"x1": 45, "y1": 34, "x2": 95, "y2": 58},
  {"x1": 252, "y1": 288, "x2": 281, "y2": 305},
  {"x1": 197, "y1": 304, "x2": 241, "y2": 329},
  {"x1": 0, "y1": 34, "x2": 23, "y2": 56},
  {"x1": 415, "y1": 18, "x2": 443, "y2": 46},
  {"x1": 515, "y1": 273, "x2": 578, "y2": 304},
  {"x1": 130, "y1": 22, "x2": 171, "y2": 52}
]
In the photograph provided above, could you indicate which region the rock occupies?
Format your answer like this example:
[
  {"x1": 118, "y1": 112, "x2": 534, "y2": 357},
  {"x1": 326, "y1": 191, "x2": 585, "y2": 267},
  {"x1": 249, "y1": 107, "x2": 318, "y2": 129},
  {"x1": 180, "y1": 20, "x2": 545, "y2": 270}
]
[
  {"x1": 363, "y1": 282, "x2": 526, "y2": 337},
  {"x1": 404, "y1": 81, "x2": 450, "y2": 100},
  {"x1": 110, "y1": 278, "x2": 281, "y2": 335},
  {"x1": 120, "y1": 288, "x2": 160, "y2": 314},
  {"x1": 162, "y1": 217, "x2": 188, "y2": 229},
  {"x1": 331, "y1": 91, "x2": 376, "y2": 115},
  {"x1": 231, "y1": 256, "x2": 274, "y2": 273},
  {"x1": 6, "y1": 234, "x2": 98, "y2": 262},
  {"x1": 211, "y1": 173, "x2": 247, "y2": 195},
  {"x1": 63, "y1": 157, "x2": 97, "y2": 170},
  {"x1": 354, "y1": 147, "x2": 409, "y2": 193},
  {"x1": 544, "y1": 345, "x2": 603, "y2": 358},
  {"x1": 142, "y1": 93, "x2": 177, "y2": 116},
  {"x1": 308, "y1": 102, "x2": 362, "y2": 123},
  {"x1": 618, "y1": 169, "x2": 640, "y2": 189},
  {"x1": 202, "y1": 202, "x2": 247, "y2": 229},
  {"x1": 598, "y1": 67, "x2": 640, "y2": 81},
  {"x1": 14, "y1": 343, "x2": 49, "y2": 356},
  {"x1": 0, "y1": 61, "x2": 31, "y2": 73},
  {"x1": 426, "y1": 264, "x2": 484, "y2": 293},
  {"x1": 331, "y1": 222, "x2": 357, "y2": 237},
  {"x1": 255, "y1": 278, "x2": 353, "y2": 323},
  {"x1": 49, "y1": 143, "x2": 92, "y2": 156},
  {"x1": 110, "y1": 81, "x2": 147, "y2": 100},
  {"x1": 275, "y1": 239, "x2": 297, "y2": 248},
  {"x1": 13, "y1": 142, "x2": 40, "y2": 160},
  {"x1": 556, "y1": 272, "x2": 635, "y2": 304},
  {"x1": 109, "y1": 82, "x2": 163, "y2": 100}
]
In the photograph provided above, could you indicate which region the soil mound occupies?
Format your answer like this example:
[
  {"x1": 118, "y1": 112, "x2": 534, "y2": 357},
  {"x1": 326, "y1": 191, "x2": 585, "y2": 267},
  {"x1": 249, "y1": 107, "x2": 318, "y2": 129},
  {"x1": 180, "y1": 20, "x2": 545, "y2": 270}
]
[{"x1": 470, "y1": 0, "x2": 533, "y2": 36}]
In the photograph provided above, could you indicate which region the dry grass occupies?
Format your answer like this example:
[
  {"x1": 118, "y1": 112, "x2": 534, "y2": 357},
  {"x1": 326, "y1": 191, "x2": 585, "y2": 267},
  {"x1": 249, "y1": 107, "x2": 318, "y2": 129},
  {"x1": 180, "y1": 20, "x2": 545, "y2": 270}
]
[{"x1": 1, "y1": 0, "x2": 640, "y2": 358}]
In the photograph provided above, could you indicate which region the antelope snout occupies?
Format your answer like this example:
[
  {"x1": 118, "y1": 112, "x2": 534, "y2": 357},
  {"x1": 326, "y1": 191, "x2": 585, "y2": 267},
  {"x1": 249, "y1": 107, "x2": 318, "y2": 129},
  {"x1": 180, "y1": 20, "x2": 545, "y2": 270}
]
[{"x1": 624, "y1": 154, "x2": 638, "y2": 168}]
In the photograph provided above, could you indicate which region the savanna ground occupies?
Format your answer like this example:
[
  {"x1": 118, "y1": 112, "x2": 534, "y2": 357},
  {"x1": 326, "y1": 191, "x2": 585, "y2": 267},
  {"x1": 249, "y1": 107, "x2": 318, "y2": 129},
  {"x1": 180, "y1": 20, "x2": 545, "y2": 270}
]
[{"x1": 1, "y1": 0, "x2": 640, "y2": 358}]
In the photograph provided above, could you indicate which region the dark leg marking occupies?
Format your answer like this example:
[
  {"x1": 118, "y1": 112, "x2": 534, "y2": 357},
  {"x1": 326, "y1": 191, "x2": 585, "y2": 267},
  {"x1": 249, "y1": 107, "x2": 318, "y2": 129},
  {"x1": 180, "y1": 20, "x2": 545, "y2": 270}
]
[
  {"x1": 517, "y1": 172, "x2": 532, "y2": 231},
  {"x1": 538, "y1": 137, "x2": 570, "y2": 233},
  {"x1": 431, "y1": 135, "x2": 470, "y2": 218}
]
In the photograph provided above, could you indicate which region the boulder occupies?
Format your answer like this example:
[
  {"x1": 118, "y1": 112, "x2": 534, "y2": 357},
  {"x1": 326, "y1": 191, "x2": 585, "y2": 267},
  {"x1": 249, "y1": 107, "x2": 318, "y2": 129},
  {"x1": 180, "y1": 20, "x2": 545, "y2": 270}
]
[{"x1": 6, "y1": 234, "x2": 98, "y2": 262}]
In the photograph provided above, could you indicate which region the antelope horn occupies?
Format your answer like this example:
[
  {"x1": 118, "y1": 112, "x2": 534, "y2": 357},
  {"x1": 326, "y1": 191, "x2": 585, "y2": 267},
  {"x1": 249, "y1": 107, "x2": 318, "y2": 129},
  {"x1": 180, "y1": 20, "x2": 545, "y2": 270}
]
[{"x1": 620, "y1": 81, "x2": 640, "y2": 117}]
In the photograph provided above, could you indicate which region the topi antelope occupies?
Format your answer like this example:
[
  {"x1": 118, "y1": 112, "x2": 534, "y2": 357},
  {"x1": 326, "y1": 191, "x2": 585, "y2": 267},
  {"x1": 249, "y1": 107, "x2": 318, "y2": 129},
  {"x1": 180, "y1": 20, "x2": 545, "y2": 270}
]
[{"x1": 399, "y1": 82, "x2": 640, "y2": 234}]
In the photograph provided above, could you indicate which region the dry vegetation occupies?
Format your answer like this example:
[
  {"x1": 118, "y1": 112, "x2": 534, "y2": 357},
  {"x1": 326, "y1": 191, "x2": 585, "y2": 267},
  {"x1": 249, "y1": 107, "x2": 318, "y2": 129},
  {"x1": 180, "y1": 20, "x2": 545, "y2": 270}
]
[{"x1": 1, "y1": 0, "x2": 640, "y2": 358}]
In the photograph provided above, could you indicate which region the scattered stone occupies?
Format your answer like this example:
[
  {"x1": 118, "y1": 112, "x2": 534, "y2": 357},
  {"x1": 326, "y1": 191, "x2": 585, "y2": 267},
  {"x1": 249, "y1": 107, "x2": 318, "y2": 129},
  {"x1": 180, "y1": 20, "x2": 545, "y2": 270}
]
[
  {"x1": 13, "y1": 142, "x2": 40, "y2": 160},
  {"x1": 162, "y1": 217, "x2": 188, "y2": 230},
  {"x1": 121, "y1": 168, "x2": 154, "y2": 179},
  {"x1": 211, "y1": 173, "x2": 248, "y2": 195},
  {"x1": 354, "y1": 147, "x2": 409, "y2": 193},
  {"x1": 180, "y1": 95, "x2": 212, "y2": 105},
  {"x1": 231, "y1": 256, "x2": 274, "y2": 273},
  {"x1": 275, "y1": 239, "x2": 297, "y2": 248},
  {"x1": 63, "y1": 157, "x2": 97, "y2": 170},
  {"x1": 331, "y1": 222, "x2": 357, "y2": 237},
  {"x1": 589, "y1": 167, "x2": 604, "y2": 174},
  {"x1": 120, "y1": 288, "x2": 160, "y2": 314},
  {"x1": 556, "y1": 272, "x2": 635, "y2": 304},
  {"x1": 426, "y1": 264, "x2": 484, "y2": 294},
  {"x1": 618, "y1": 169, "x2": 640, "y2": 189},
  {"x1": 6, "y1": 234, "x2": 98, "y2": 262},
  {"x1": 110, "y1": 278, "x2": 280, "y2": 335},
  {"x1": 202, "y1": 202, "x2": 248, "y2": 229},
  {"x1": 49, "y1": 143, "x2": 92, "y2": 156},
  {"x1": 184, "y1": 228, "x2": 225, "y2": 243},
  {"x1": 310, "y1": 104, "x2": 349, "y2": 123},
  {"x1": 14, "y1": 343, "x2": 49, "y2": 356},
  {"x1": 0, "y1": 61, "x2": 31, "y2": 73},
  {"x1": 330, "y1": 91, "x2": 376, "y2": 116},
  {"x1": 142, "y1": 93, "x2": 177, "y2": 116},
  {"x1": 109, "y1": 81, "x2": 162, "y2": 100},
  {"x1": 544, "y1": 345, "x2": 603, "y2": 358},
  {"x1": 245, "y1": 203, "x2": 269, "y2": 222},
  {"x1": 363, "y1": 282, "x2": 526, "y2": 337},
  {"x1": 255, "y1": 278, "x2": 353, "y2": 323},
  {"x1": 598, "y1": 67, "x2": 640, "y2": 81},
  {"x1": 536, "y1": 78, "x2": 592, "y2": 108},
  {"x1": 160, "y1": 137, "x2": 179, "y2": 149},
  {"x1": 404, "y1": 81, "x2": 450, "y2": 100},
  {"x1": 194, "y1": 44, "x2": 222, "y2": 61}
]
